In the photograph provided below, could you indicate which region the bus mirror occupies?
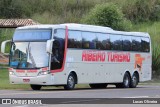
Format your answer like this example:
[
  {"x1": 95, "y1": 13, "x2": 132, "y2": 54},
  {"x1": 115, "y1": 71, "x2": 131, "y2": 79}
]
[
  {"x1": 1, "y1": 40, "x2": 11, "y2": 55},
  {"x1": 46, "y1": 39, "x2": 54, "y2": 54}
]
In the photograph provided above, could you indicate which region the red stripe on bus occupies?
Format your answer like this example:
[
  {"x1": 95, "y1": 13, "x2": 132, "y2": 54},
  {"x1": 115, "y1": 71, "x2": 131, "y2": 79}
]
[
  {"x1": 8, "y1": 68, "x2": 13, "y2": 71},
  {"x1": 41, "y1": 67, "x2": 48, "y2": 71},
  {"x1": 27, "y1": 70, "x2": 37, "y2": 73},
  {"x1": 51, "y1": 26, "x2": 68, "y2": 73},
  {"x1": 16, "y1": 70, "x2": 25, "y2": 73}
]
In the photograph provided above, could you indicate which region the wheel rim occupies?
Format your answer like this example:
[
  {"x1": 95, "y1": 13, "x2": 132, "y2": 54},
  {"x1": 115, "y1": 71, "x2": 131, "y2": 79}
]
[
  {"x1": 68, "y1": 76, "x2": 74, "y2": 88},
  {"x1": 132, "y1": 75, "x2": 137, "y2": 86},
  {"x1": 124, "y1": 76, "x2": 129, "y2": 87}
]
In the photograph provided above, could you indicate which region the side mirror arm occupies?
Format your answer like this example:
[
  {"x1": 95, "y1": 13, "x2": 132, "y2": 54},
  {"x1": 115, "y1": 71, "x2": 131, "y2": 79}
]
[
  {"x1": 1, "y1": 40, "x2": 11, "y2": 55},
  {"x1": 46, "y1": 39, "x2": 54, "y2": 54}
]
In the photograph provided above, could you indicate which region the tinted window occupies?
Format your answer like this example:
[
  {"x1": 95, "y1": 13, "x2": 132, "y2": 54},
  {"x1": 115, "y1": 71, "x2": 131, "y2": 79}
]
[
  {"x1": 13, "y1": 29, "x2": 51, "y2": 42},
  {"x1": 82, "y1": 32, "x2": 96, "y2": 49},
  {"x1": 53, "y1": 29, "x2": 65, "y2": 49},
  {"x1": 141, "y1": 37, "x2": 150, "y2": 52},
  {"x1": 68, "y1": 30, "x2": 82, "y2": 48},
  {"x1": 96, "y1": 33, "x2": 110, "y2": 50},
  {"x1": 122, "y1": 36, "x2": 132, "y2": 51},
  {"x1": 132, "y1": 37, "x2": 141, "y2": 51},
  {"x1": 110, "y1": 34, "x2": 122, "y2": 50}
]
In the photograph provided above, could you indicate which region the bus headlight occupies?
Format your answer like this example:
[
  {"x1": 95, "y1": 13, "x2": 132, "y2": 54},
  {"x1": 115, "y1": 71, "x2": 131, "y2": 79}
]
[
  {"x1": 9, "y1": 71, "x2": 15, "y2": 75},
  {"x1": 38, "y1": 71, "x2": 49, "y2": 76}
]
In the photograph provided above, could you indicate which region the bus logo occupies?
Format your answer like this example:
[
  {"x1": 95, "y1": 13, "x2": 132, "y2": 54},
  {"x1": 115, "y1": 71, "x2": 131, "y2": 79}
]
[
  {"x1": 135, "y1": 54, "x2": 145, "y2": 71},
  {"x1": 82, "y1": 51, "x2": 130, "y2": 62},
  {"x1": 107, "y1": 52, "x2": 130, "y2": 62},
  {"x1": 82, "y1": 50, "x2": 106, "y2": 62}
]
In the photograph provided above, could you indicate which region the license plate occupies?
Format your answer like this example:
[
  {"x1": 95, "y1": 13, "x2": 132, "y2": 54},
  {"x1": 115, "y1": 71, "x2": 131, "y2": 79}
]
[{"x1": 23, "y1": 79, "x2": 30, "y2": 82}]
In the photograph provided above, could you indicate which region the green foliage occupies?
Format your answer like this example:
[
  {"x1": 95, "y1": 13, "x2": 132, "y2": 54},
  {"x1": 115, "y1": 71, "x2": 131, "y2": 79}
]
[
  {"x1": 34, "y1": 0, "x2": 102, "y2": 23},
  {"x1": 152, "y1": 43, "x2": 160, "y2": 75},
  {"x1": 150, "y1": 3, "x2": 160, "y2": 21},
  {"x1": 131, "y1": 22, "x2": 160, "y2": 43},
  {"x1": 0, "y1": 0, "x2": 31, "y2": 18},
  {"x1": 81, "y1": 4, "x2": 132, "y2": 31},
  {"x1": 123, "y1": 0, "x2": 160, "y2": 23},
  {"x1": 0, "y1": 69, "x2": 30, "y2": 89}
]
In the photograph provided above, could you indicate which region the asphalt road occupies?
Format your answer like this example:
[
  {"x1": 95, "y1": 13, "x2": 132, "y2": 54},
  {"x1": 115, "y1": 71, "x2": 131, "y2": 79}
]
[
  {"x1": 0, "y1": 85, "x2": 160, "y2": 106},
  {"x1": 0, "y1": 85, "x2": 160, "y2": 98}
]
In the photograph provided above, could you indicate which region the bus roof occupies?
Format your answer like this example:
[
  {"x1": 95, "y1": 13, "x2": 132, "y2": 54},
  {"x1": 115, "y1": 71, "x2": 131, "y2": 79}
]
[{"x1": 17, "y1": 23, "x2": 150, "y2": 37}]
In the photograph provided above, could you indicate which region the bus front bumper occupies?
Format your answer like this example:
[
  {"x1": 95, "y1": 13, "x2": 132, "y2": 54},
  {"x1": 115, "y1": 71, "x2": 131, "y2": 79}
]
[{"x1": 9, "y1": 74, "x2": 55, "y2": 85}]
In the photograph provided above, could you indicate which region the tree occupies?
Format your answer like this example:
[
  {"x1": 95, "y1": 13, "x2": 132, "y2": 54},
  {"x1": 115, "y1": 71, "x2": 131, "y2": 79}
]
[
  {"x1": 0, "y1": 0, "x2": 30, "y2": 18},
  {"x1": 81, "y1": 3, "x2": 132, "y2": 31}
]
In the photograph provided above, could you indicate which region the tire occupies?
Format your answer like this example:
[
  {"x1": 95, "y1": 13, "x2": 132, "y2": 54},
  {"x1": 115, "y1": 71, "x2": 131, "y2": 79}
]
[
  {"x1": 123, "y1": 73, "x2": 131, "y2": 88},
  {"x1": 89, "y1": 83, "x2": 107, "y2": 89},
  {"x1": 30, "y1": 85, "x2": 42, "y2": 90},
  {"x1": 116, "y1": 73, "x2": 131, "y2": 88},
  {"x1": 130, "y1": 73, "x2": 139, "y2": 88},
  {"x1": 64, "y1": 73, "x2": 76, "y2": 90}
]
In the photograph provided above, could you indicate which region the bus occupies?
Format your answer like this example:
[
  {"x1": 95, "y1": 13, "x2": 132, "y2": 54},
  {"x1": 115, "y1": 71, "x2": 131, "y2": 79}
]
[{"x1": 1, "y1": 23, "x2": 152, "y2": 90}]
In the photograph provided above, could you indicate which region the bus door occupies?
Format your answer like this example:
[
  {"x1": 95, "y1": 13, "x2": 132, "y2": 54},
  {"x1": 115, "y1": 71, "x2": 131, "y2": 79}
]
[{"x1": 50, "y1": 29, "x2": 65, "y2": 71}]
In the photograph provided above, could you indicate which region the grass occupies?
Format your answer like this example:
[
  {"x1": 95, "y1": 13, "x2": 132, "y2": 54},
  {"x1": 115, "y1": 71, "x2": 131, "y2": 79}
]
[
  {"x1": 0, "y1": 68, "x2": 30, "y2": 89},
  {"x1": 0, "y1": 64, "x2": 8, "y2": 67},
  {"x1": 131, "y1": 21, "x2": 160, "y2": 43},
  {"x1": 139, "y1": 79, "x2": 160, "y2": 85}
]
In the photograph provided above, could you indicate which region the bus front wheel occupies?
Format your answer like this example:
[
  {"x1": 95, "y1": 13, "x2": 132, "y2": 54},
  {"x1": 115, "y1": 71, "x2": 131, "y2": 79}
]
[
  {"x1": 64, "y1": 73, "x2": 76, "y2": 90},
  {"x1": 30, "y1": 84, "x2": 42, "y2": 90}
]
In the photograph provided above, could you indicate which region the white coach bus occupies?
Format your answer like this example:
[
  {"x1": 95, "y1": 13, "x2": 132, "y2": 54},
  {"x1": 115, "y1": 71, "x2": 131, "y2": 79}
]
[{"x1": 1, "y1": 23, "x2": 152, "y2": 90}]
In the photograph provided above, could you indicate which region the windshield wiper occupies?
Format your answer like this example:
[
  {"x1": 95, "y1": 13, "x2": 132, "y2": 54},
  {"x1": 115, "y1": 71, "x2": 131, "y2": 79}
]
[{"x1": 28, "y1": 43, "x2": 36, "y2": 68}]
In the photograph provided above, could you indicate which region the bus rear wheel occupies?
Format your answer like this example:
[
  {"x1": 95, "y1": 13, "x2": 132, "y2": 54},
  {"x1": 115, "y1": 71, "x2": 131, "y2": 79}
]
[
  {"x1": 130, "y1": 73, "x2": 139, "y2": 88},
  {"x1": 30, "y1": 85, "x2": 42, "y2": 90},
  {"x1": 64, "y1": 73, "x2": 76, "y2": 90},
  {"x1": 89, "y1": 83, "x2": 107, "y2": 89}
]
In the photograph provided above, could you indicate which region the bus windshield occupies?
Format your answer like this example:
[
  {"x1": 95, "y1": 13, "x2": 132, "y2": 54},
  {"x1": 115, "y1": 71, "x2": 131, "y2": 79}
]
[
  {"x1": 10, "y1": 42, "x2": 49, "y2": 69},
  {"x1": 10, "y1": 29, "x2": 51, "y2": 69}
]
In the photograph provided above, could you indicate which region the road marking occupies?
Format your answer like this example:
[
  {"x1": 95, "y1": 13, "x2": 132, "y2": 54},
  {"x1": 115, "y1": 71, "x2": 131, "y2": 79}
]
[
  {"x1": 155, "y1": 95, "x2": 160, "y2": 97},
  {"x1": 0, "y1": 88, "x2": 112, "y2": 96},
  {"x1": 122, "y1": 96, "x2": 149, "y2": 98},
  {"x1": 0, "y1": 89, "x2": 102, "y2": 96},
  {"x1": 61, "y1": 99, "x2": 101, "y2": 104},
  {"x1": 0, "y1": 91, "x2": 64, "y2": 96}
]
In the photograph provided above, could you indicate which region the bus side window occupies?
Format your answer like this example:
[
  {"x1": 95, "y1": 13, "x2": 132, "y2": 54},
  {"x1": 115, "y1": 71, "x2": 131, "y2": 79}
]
[
  {"x1": 141, "y1": 37, "x2": 150, "y2": 52},
  {"x1": 82, "y1": 32, "x2": 96, "y2": 49},
  {"x1": 110, "y1": 34, "x2": 122, "y2": 50},
  {"x1": 122, "y1": 36, "x2": 132, "y2": 51},
  {"x1": 96, "y1": 33, "x2": 110, "y2": 50},
  {"x1": 51, "y1": 29, "x2": 65, "y2": 70},
  {"x1": 132, "y1": 37, "x2": 141, "y2": 52},
  {"x1": 68, "y1": 30, "x2": 82, "y2": 48}
]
